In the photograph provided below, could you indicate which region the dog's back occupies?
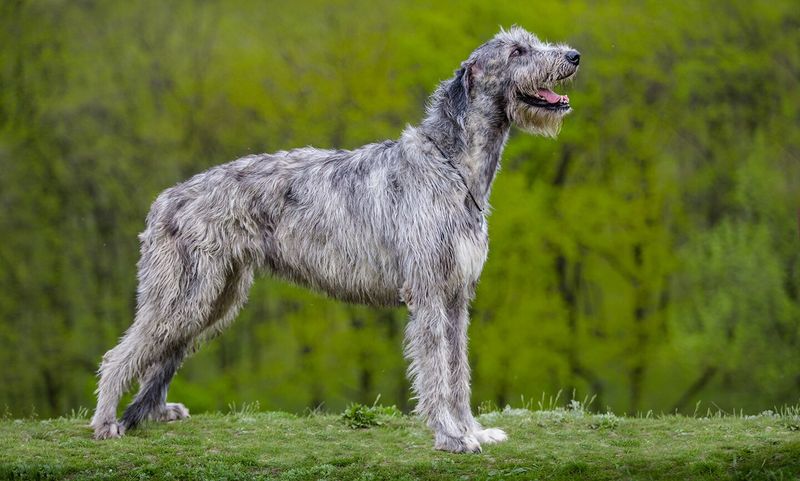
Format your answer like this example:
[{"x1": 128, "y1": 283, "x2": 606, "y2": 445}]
[{"x1": 143, "y1": 140, "x2": 412, "y2": 307}]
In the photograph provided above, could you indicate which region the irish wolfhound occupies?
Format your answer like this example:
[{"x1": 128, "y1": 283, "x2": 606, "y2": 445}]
[{"x1": 91, "y1": 26, "x2": 579, "y2": 453}]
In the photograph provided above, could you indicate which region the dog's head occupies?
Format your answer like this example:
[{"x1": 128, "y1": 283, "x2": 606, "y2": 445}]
[{"x1": 456, "y1": 26, "x2": 580, "y2": 138}]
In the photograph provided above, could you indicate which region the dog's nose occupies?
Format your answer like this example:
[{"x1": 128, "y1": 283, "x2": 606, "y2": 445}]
[{"x1": 565, "y1": 50, "x2": 581, "y2": 66}]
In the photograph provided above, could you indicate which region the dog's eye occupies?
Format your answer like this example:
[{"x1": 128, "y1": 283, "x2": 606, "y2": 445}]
[{"x1": 509, "y1": 47, "x2": 525, "y2": 58}]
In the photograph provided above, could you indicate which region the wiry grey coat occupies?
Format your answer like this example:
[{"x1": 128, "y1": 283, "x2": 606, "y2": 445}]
[{"x1": 92, "y1": 26, "x2": 580, "y2": 453}]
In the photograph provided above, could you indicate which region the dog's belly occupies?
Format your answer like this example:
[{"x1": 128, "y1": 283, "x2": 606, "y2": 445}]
[{"x1": 266, "y1": 227, "x2": 402, "y2": 307}]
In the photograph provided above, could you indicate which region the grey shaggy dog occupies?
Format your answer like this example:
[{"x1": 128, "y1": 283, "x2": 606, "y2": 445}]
[{"x1": 91, "y1": 26, "x2": 580, "y2": 453}]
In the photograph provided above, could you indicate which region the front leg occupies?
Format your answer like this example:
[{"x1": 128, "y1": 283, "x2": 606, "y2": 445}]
[
  {"x1": 448, "y1": 295, "x2": 508, "y2": 445},
  {"x1": 404, "y1": 295, "x2": 481, "y2": 453}
]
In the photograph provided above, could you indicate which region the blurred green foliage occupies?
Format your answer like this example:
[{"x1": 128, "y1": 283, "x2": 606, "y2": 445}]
[{"x1": 0, "y1": 0, "x2": 798, "y2": 418}]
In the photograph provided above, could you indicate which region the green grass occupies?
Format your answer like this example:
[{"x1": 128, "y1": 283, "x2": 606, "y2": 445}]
[{"x1": 1, "y1": 405, "x2": 799, "y2": 481}]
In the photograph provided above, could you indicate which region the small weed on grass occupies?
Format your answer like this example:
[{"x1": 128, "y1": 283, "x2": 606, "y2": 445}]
[{"x1": 341, "y1": 395, "x2": 401, "y2": 429}]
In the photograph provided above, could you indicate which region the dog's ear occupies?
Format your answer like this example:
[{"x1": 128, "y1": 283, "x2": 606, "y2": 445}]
[
  {"x1": 448, "y1": 58, "x2": 485, "y2": 125},
  {"x1": 460, "y1": 59, "x2": 483, "y2": 93},
  {"x1": 449, "y1": 65, "x2": 469, "y2": 120},
  {"x1": 450, "y1": 59, "x2": 484, "y2": 117}
]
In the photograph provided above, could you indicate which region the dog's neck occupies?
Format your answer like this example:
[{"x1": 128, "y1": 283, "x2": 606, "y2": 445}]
[{"x1": 419, "y1": 81, "x2": 511, "y2": 212}]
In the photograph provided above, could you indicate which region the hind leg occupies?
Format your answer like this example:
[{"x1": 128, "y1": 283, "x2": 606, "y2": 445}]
[
  {"x1": 92, "y1": 322, "x2": 201, "y2": 439},
  {"x1": 137, "y1": 355, "x2": 192, "y2": 423},
  {"x1": 118, "y1": 264, "x2": 254, "y2": 431},
  {"x1": 91, "y1": 326, "x2": 153, "y2": 439},
  {"x1": 92, "y1": 234, "x2": 235, "y2": 439},
  {"x1": 119, "y1": 344, "x2": 191, "y2": 430}
]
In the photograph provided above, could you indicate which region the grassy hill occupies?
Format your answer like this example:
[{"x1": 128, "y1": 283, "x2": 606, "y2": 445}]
[{"x1": 1, "y1": 405, "x2": 799, "y2": 480}]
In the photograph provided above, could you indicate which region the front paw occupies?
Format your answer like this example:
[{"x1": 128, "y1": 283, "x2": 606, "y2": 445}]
[
  {"x1": 92, "y1": 420, "x2": 125, "y2": 440},
  {"x1": 434, "y1": 433, "x2": 482, "y2": 453},
  {"x1": 473, "y1": 427, "x2": 508, "y2": 444}
]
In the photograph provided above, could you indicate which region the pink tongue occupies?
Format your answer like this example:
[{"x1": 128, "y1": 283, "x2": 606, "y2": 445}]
[{"x1": 538, "y1": 88, "x2": 567, "y2": 104}]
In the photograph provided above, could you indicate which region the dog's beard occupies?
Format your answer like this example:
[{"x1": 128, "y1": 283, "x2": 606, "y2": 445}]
[{"x1": 509, "y1": 101, "x2": 568, "y2": 138}]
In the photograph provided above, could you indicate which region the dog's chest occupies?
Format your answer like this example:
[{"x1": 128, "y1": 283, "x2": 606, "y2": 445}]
[{"x1": 454, "y1": 228, "x2": 488, "y2": 283}]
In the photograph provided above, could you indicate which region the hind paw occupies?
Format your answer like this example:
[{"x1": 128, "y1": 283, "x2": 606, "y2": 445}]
[{"x1": 155, "y1": 402, "x2": 190, "y2": 422}]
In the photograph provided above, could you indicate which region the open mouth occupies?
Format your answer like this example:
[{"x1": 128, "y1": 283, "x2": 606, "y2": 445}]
[{"x1": 518, "y1": 88, "x2": 571, "y2": 111}]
